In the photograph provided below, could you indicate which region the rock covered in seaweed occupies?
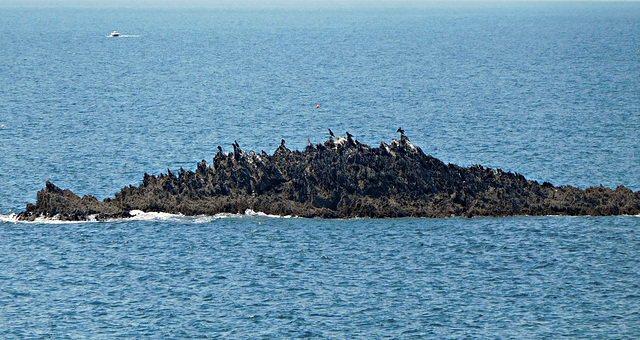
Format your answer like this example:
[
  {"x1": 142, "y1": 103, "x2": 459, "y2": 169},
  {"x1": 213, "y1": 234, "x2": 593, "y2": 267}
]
[{"x1": 17, "y1": 134, "x2": 640, "y2": 221}]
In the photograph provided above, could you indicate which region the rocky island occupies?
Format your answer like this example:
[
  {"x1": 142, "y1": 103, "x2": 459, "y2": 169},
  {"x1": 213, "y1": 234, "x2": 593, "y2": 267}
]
[{"x1": 17, "y1": 133, "x2": 640, "y2": 221}]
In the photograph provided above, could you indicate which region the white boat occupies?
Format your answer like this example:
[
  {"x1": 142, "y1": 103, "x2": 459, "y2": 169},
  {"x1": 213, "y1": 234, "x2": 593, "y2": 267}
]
[{"x1": 109, "y1": 30, "x2": 120, "y2": 37}]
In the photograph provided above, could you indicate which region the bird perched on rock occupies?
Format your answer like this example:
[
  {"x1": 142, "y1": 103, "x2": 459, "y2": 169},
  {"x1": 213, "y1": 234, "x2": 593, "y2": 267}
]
[
  {"x1": 397, "y1": 127, "x2": 405, "y2": 135},
  {"x1": 328, "y1": 129, "x2": 335, "y2": 138},
  {"x1": 281, "y1": 139, "x2": 285, "y2": 146},
  {"x1": 217, "y1": 145, "x2": 223, "y2": 153},
  {"x1": 346, "y1": 131, "x2": 355, "y2": 145}
]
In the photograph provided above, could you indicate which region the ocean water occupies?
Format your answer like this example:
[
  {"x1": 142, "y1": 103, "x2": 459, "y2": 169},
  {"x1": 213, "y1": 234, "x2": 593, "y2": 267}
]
[
  {"x1": 1, "y1": 2, "x2": 639, "y2": 338},
  {"x1": 1, "y1": 214, "x2": 639, "y2": 338}
]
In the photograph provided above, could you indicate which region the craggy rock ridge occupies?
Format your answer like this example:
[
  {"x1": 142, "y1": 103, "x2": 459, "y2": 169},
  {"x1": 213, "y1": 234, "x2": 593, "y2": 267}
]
[{"x1": 17, "y1": 134, "x2": 640, "y2": 221}]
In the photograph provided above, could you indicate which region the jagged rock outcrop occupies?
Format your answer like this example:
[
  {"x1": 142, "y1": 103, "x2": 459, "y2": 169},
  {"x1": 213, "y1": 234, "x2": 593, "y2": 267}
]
[{"x1": 17, "y1": 134, "x2": 640, "y2": 221}]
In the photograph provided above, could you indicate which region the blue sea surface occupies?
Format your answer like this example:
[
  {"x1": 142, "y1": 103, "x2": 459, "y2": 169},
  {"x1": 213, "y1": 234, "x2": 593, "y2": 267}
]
[{"x1": 1, "y1": 2, "x2": 639, "y2": 338}]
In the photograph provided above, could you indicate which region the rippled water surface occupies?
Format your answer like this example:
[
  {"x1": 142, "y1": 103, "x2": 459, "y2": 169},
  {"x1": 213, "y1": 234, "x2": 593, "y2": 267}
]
[
  {"x1": 1, "y1": 215, "x2": 639, "y2": 338},
  {"x1": 1, "y1": 2, "x2": 639, "y2": 338}
]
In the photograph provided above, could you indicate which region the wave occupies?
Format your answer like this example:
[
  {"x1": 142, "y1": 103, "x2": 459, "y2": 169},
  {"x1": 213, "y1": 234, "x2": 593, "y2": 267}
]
[
  {"x1": 0, "y1": 213, "x2": 82, "y2": 224},
  {"x1": 3, "y1": 211, "x2": 638, "y2": 225},
  {"x1": 0, "y1": 213, "x2": 18, "y2": 223},
  {"x1": 127, "y1": 209, "x2": 293, "y2": 222},
  {"x1": 244, "y1": 209, "x2": 294, "y2": 218},
  {"x1": 0, "y1": 209, "x2": 293, "y2": 224}
]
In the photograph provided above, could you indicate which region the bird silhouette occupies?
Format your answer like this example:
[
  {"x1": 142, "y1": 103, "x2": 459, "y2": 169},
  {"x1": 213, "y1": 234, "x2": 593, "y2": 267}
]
[
  {"x1": 397, "y1": 127, "x2": 405, "y2": 135},
  {"x1": 328, "y1": 129, "x2": 335, "y2": 138}
]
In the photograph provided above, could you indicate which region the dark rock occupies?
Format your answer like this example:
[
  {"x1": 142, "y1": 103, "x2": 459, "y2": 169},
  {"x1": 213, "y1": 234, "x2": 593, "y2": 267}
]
[{"x1": 16, "y1": 134, "x2": 640, "y2": 221}]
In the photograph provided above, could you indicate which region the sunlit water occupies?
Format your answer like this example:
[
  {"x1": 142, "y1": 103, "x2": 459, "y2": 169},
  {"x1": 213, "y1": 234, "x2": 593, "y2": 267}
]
[{"x1": 1, "y1": 2, "x2": 639, "y2": 338}]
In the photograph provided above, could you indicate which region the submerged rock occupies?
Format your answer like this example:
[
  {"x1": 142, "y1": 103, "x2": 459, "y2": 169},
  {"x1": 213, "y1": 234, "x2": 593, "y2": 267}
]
[{"x1": 17, "y1": 134, "x2": 640, "y2": 221}]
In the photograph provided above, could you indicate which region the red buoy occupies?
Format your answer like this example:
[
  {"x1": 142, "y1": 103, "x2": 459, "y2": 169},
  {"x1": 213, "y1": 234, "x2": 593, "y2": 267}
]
[{"x1": 316, "y1": 104, "x2": 320, "y2": 108}]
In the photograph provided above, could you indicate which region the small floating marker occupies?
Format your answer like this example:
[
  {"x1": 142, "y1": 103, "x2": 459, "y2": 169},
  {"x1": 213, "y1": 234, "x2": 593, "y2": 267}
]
[{"x1": 316, "y1": 104, "x2": 320, "y2": 108}]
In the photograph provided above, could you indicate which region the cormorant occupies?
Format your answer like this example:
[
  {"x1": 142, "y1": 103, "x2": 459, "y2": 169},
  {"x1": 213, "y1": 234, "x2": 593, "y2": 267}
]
[
  {"x1": 346, "y1": 131, "x2": 355, "y2": 145},
  {"x1": 281, "y1": 139, "x2": 285, "y2": 146},
  {"x1": 328, "y1": 129, "x2": 335, "y2": 138},
  {"x1": 217, "y1": 145, "x2": 223, "y2": 153},
  {"x1": 397, "y1": 127, "x2": 405, "y2": 135}
]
